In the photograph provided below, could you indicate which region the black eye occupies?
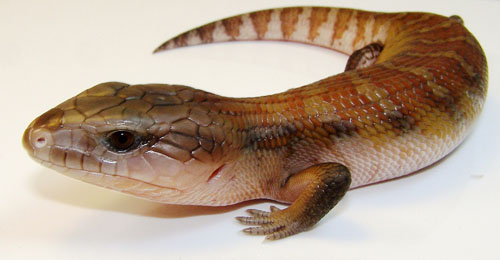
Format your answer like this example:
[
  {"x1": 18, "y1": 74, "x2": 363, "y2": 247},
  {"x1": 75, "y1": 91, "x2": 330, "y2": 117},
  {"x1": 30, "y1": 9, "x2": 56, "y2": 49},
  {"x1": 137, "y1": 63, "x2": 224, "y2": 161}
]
[{"x1": 105, "y1": 130, "x2": 138, "y2": 152}]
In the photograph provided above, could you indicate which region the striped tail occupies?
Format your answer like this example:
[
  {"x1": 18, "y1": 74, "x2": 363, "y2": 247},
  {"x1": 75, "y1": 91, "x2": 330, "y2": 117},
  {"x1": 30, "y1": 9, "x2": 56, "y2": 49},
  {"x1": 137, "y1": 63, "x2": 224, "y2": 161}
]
[{"x1": 153, "y1": 7, "x2": 399, "y2": 55}]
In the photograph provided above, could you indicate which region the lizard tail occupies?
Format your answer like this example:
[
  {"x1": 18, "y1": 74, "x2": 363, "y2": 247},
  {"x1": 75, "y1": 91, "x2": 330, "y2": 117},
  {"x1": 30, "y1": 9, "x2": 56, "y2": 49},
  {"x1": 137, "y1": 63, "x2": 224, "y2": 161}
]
[{"x1": 153, "y1": 7, "x2": 399, "y2": 55}]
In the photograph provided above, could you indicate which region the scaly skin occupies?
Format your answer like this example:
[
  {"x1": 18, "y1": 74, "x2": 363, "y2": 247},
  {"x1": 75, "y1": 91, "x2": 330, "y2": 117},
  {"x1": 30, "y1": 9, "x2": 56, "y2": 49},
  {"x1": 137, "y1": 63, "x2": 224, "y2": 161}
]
[{"x1": 23, "y1": 7, "x2": 487, "y2": 239}]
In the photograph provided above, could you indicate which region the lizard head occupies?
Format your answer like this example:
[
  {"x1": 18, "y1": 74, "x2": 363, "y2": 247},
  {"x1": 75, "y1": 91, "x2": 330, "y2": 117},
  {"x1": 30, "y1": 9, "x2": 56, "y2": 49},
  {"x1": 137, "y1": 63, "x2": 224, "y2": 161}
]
[{"x1": 23, "y1": 82, "x2": 236, "y2": 205}]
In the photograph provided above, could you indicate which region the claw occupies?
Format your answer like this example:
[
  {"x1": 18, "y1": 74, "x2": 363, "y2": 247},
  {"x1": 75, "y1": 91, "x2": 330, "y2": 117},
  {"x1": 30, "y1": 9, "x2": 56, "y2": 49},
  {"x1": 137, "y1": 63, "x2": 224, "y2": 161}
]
[
  {"x1": 235, "y1": 215, "x2": 273, "y2": 225},
  {"x1": 246, "y1": 209, "x2": 271, "y2": 217},
  {"x1": 242, "y1": 224, "x2": 284, "y2": 235},
  {"x1": 270, "y1": 205, "x2": 280, "y2": 212}
]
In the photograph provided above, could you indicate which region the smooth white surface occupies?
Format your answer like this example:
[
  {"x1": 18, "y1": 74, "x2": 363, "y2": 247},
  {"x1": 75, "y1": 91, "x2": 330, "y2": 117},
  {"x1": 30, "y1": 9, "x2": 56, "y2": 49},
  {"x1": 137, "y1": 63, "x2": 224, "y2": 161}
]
[{"x1": 2, "y1": 0, "x2": 499, "y2": 259}]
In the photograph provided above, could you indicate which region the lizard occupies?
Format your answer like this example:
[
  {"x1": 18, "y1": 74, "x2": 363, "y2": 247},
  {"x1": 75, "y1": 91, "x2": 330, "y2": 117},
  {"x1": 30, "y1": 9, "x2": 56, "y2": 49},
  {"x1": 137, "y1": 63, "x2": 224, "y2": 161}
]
[{"x1": 22, "y1": 7, "x2": 488, "y2": 239}]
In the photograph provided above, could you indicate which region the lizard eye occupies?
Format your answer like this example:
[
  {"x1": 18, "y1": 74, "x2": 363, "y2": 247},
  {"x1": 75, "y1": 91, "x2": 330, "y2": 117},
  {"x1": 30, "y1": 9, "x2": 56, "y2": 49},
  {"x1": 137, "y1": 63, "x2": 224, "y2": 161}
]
[{"x1": 104, "y1": 130, "x2": 140, "y2": 153}]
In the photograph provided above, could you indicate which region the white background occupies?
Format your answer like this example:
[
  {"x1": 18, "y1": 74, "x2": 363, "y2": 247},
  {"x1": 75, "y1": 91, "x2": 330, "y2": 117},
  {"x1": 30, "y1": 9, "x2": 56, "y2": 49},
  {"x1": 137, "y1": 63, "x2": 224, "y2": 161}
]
[{"x1": 2, "y1": 0, "x2": 499, "y2": 259}]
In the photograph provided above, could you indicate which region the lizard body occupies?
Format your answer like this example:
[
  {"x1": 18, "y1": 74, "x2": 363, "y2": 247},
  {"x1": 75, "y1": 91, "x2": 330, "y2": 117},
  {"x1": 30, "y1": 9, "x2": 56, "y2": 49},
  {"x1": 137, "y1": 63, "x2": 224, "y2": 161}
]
[{"x1": 23, "y1": 7, "x2": 487, "y2": 239}]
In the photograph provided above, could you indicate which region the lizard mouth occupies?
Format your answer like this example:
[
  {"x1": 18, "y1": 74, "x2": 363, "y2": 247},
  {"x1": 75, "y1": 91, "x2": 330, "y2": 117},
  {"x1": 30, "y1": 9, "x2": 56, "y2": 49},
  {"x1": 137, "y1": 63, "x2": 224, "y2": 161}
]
[{"x1": 36, "y1": 159, "x2": 183, "y2": 201}]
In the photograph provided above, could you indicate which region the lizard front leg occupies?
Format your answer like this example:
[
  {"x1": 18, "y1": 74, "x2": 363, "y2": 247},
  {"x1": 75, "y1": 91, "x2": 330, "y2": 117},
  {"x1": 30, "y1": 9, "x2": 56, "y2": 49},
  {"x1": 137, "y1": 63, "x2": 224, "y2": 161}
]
[{"x1": 237, "y1": 163, "x2": 351, "y2": 240}]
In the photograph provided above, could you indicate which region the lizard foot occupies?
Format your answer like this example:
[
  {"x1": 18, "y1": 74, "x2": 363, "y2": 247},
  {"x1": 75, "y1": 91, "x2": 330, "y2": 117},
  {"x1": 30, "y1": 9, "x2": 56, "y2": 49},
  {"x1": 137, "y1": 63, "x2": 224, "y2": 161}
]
[
  {"x1": 236, "y1": 205, "x2": 300, "y2": 240},
  {"x1": 236, "y1": 163, "x2": 351, "y2": 240}
]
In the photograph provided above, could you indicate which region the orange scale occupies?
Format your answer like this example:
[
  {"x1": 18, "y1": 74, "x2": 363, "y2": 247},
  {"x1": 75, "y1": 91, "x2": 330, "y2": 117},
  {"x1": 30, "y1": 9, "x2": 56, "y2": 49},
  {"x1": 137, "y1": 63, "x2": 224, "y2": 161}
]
[
  {"x1": 388, "y1": 96, "x2": 402, "y2": 106},
  {"x1": 399, "y1": 107, "x2": 409, "y2": 115},
  {"x1": 373, "y1": 122, "x2": 386, "y2": 133},
  {"x1": 401, "y1": 102, "x2": 415, "y2": 111},
  {"x1": 336, "y1": 111, "x2": 349, "y2": 121},
  {"x1": 385, "y1": 85, "x2": 398, "y2": 96},
  {"x1": 295, "y1": 99, "x2": 305, "y2": 108},
  {"x1": 339, "y1": 90, "x2": 351, "y2": 99},
  {"x1": 321, "y1": 93, "x2": 331, "y2": 103},
  {"x1": 399, "y1": 93, "x2": 410, "y2": 103},
  {"x1": 367, "y1": 101, "x2": 381, "y2": 111},
  {"x1": 332, "y1": 102, "x2": 343, "y2": 112},
  {"x1": 340, "y1": 99, "x2": 352, "y2": 109},
  {"x1": 310, "y1": 117, "x2": 322, "y2": 127},
  {"x1": 365, "y1": 125, "x2": 379, "y2": 136},
  {"x1": 348, "y1": 88, "x2": 358, "y2": 96},
  {"x1": 358, "y1": 94, "x2": 371, "y2": 105},
  {"x1": 303, "y1": 119, "x2": 315, "y2": 131},
  {"x1": 350, "y1": 96, "x2": 363, "y2": 107},
  {"x1": 357, "y1": 128, "x2": 371, "y2": 138}
]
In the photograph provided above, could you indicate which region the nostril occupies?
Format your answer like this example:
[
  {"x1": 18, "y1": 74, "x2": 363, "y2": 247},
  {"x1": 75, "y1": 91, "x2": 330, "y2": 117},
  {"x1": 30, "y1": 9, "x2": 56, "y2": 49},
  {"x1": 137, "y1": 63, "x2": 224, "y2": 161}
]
[
  {"x1": 35, "y1": 136, "x2": 47, "y2": 148},
  {"x1": 30, "y1": 129, "x2": 53, "y2": 149}
]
